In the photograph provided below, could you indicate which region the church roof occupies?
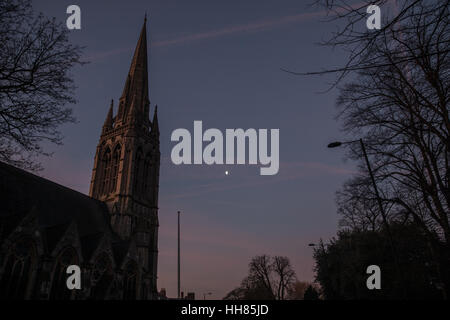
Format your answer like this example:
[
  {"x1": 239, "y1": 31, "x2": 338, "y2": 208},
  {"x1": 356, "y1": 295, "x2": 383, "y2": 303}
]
[
  {"x1": 0, "y1": 211, "x2": 24, "y2": 242},
  {"x1": 0, "y1": 161, "x2": 115, "y2": 238}
]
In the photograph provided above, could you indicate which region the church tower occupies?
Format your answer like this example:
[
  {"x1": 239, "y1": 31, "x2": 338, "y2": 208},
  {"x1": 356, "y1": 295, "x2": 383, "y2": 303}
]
[{"x1": 89, "y1": 18, "x2": 160, "y2": 297}]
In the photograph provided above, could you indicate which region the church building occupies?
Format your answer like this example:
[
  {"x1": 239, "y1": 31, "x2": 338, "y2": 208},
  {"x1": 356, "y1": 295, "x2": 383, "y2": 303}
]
[{"x1": 0, "y1": 19, "x2": 161, "y2": 300}]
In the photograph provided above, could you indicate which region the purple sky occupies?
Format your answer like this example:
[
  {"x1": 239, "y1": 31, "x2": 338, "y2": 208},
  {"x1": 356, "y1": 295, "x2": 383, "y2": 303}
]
[{"x1": 34, "y1": 0, "x2": 358, "y2": 299}]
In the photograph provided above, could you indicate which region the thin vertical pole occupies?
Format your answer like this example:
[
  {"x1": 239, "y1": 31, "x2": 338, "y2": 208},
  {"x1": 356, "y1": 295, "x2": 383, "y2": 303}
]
[
  {"x1": 360, "y1": 139, "x2": 395, "y2": 249},
  {"x1": 359, "y1": 139, "x2": 404, "y2": 296},
  {"x1": 359, "y1": 139, "x2": 390, "y2": 232},
  {"x1": 177, "y1": 210, "x2": 180, "y2": 299}
]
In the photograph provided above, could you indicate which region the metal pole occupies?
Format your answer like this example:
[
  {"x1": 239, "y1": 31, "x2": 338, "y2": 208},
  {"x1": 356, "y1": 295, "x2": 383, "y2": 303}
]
[
  {"x1": 360, "y1": 139, "x2": 446, "y2": 299},
  {"x1": 359, "y1": 139, "x2": 389, "y2": 229},
  {"x1": 359, "y1": 139, "x2": 404, "y2": 293},
  {"x1": 177, "y1": 210, "x2": 180, "y2": 299}
]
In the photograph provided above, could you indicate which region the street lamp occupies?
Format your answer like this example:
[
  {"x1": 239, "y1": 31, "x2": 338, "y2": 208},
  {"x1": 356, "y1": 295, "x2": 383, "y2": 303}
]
[
  {"x1": 327, "y1": 139, "x2": 389, "y2": 231},
  {"x1": 328, "y1": 138, "x2": 402, "y2": 290},
  {"x1": 327, "y1": 141, "x2": 344, "y2": 148}
]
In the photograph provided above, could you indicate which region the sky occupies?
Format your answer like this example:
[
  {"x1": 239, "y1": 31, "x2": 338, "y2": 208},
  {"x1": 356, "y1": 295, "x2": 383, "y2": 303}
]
[{"x1": 33, "y1": 0, "x2": 359, "y2": 299}]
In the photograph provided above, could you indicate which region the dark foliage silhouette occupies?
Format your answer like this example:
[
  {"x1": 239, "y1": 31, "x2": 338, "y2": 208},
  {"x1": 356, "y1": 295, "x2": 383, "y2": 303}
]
[
  {"x1": 314, "y1": 223, "x2": 449, "y2": 299},
  {"x1": 303, "y1": 285, "x2": 320, "y2": 300},
  {"x1": 299, "y1": 0, "x2": 450, "y2": 299}
]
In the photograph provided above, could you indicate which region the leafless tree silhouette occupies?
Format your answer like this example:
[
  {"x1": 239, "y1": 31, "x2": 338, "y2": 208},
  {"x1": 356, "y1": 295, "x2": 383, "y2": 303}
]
[
  {"x1": 296, "y1": 0, "x2": 449, "y2": 244},
  {"x1": 297, "y1": 0, "x2": 449, "y2": 297},
  {"x1": 0, "y1": 0, "x2": 84, "y2": 170},
  {"x1": 224, "y1": 255, "x2": 297, "y2": 300}
]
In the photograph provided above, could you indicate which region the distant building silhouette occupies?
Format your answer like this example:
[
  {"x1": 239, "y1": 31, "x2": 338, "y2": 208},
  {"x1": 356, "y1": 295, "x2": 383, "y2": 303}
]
[
  {"x1": 186, "y1": 292, "x2": 195, "y2": 300},
  {"x1": 159, "y1": 288, "x2": 168, "y2": 300},
  {"x1": 0, "y1": 18, "x2": 160, "y2": 300}
]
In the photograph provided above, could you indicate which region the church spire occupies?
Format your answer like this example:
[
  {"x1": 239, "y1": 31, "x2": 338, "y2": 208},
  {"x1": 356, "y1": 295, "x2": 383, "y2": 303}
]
[
  {"x1": 119, "y1": 17, "x2": 149, "y2": 122},
  {"x1": 90, "y1": 19, "x2": 160, "y2": 298}
]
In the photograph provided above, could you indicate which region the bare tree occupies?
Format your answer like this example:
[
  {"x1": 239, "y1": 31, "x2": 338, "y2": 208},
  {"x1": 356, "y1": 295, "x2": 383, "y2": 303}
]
[
  {"x1": 289, "y1": 1, "x2": 449, "y2": 244},
  {"x1": 246, "y1": 254, "x2": 275, "y2": 299},
  {"x1": 0, "y1": 0, "x2": 84, "y2": 171},
  {"x1": 224, "y1": 255, "x2": 297, "y2": 300},
  {"x1": 292, "y1": 0, "x2": 449, "y2": 296},
  {"x1": 273, "y1": 256, "x2": 296, "y2": 300},
  {"x1": 287, "y1": 1, "x2": 448, "y2": 83},
  {"x1": 337, "y1": 176, "x2": 386, "y2": 231}
]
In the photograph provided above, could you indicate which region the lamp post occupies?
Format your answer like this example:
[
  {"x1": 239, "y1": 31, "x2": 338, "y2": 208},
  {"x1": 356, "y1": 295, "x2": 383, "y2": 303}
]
[
  {"x1": 328, "y1": 139, "x2": 392, "y2": 236},
  {"x1": 328, "y1": 138, "x2": 403, "y2": 293},
  {"x1": 328, "y1": 139, "x2": 390, "y2": 231},
  {"x1": 178, "y1": 210, "x2": 181, "y2": 299}
]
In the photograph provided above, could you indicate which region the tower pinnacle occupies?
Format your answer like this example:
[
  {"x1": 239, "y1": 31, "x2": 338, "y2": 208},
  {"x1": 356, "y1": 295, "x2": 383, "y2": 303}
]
[
  {"x1": 90, "y1": 19, "x2": 160, "y2": 299},
  {"x1": 102, "y1": 99, "x2": 114, "y2": 133},
  {"x1": 118, "y1": 18, "x2": 149, "y2": 123},
  {"x1": 152, "y1": 105, "x2": 159, "y2": 137}
]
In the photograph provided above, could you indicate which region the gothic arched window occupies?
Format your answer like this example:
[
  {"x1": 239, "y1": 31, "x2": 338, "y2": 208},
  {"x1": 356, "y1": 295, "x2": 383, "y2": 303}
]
[
  {"x1": 142, "y1": 154, "x2": 152, "y2": 194},
  {"x1": 133, "y1": 149, "x2": 143, "y2": 195},
  {"x1": 110, "y1": 144, "x2": 121, "y2": 193},
  {"x1": 90, "y1": 253, "x2": 113, "y2": 300},
  {"x1": 0, "y1": 237, "x2": 37, "y2": 299},
  {"x1": 101, "y1": 148, "x2": 111, "y2": 195},
  {"x1": 49, "y1": 247, "x2": 79, "y2": 300},
  {"x1": 123, "y1": 261, "x2": 137, "y2": 300}
]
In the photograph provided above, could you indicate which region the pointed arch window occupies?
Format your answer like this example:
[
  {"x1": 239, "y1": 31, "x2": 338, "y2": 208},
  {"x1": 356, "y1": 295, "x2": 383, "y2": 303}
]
[
  {"x1": 101, "y1": 148, "x2": 111, "y2": 195},
  {"x1": 0, "y1": 237, "x2": 37, "y2": 299},
  {"x1": 123, "y1": 261, "x2": 137, "y2": 300},
  {"x1": 49, "y1": 247, "x2": 79, "y2": 300},
  {"x1": 142, "y1": 153, "x2": 152, "y2": 194},
  {"x1": 134, "y1": 149, "x2": 143, "y2": 195},
  {"x1": 110, "y1": 145, "x2": 121, "y2": 193},
  {"x1": 90, "y1": 253, "x2": 113, "y2": 299}
]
